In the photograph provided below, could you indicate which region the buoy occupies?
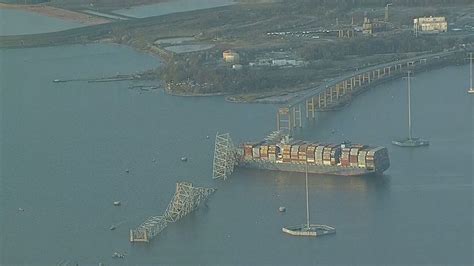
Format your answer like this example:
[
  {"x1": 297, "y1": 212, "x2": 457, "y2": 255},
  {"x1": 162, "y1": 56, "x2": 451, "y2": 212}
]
[
  {"x1": 113, "y1": 201, "x2": 121, "y2": 206},
  {"x1": 279, "y1": 206, "x2": 286, "y2": 212}
]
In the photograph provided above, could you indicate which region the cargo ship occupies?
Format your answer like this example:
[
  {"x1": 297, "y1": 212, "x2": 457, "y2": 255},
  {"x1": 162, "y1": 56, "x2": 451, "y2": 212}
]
[{"x1": 237, "y1": 135, "x2": 390, "y2": 176}]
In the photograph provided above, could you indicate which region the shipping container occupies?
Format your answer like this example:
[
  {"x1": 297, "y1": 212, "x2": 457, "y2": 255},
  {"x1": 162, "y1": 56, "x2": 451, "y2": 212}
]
[
  {"x1": 322, "y1": 146, "x2": 332, "y2": 166},
  {"x1": 298, "y1": 144, "x2": 308, "y2": 162},
  {"x1": 349, "y1": 147, "x2": 361, "y2": 167},
  {"x1": 268, "y1": 154, "x2": 276, "y2": 162},
  {"x1": 340, "y1": 147, "x2": 351, "y2": 167},
  {"x1": 260, "y1": 145, "x2": 268, "y2": 160},
  {"x1": 244, "y1": 144, "x2": 253, "y2": 159},
  {"x1": 291, "y1": 145, "x2": 300, "y2": 162},
  {"x1": 252, "y1": 146, "x2": 260, "y2": 158},
  {"x1": 357, "y1": 150, "x2": 368, "y2": 168},
  {"x1": 315, "y1": 145, "x2": 325, "y2": 165},
  {"x1": 306, "y1": 145, "x2": 316, "y2": 163},
  {"x1": 330, "y1": 145, "x2": 342, "y2": 165}
]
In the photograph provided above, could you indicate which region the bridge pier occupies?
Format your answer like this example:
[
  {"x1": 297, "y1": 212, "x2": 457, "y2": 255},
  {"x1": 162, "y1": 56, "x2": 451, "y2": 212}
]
[
  {"x1": 277, "y1": 107, "x2": 291, "y2": 133},
  {"x1": 275, "y1": 52, "x2": 453, "y2": 134},
  {"x1": 306, "y1": 97, "x2": 316, "y2": 119},
  {"x1": 296, "y1": 105, "x2": 302, "y2": 128}
]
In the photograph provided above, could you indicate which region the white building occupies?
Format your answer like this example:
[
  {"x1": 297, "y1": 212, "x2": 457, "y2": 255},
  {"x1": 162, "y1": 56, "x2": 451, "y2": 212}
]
[{"x1": 414, "y1": 16, "x2": 448, "y2": 34}]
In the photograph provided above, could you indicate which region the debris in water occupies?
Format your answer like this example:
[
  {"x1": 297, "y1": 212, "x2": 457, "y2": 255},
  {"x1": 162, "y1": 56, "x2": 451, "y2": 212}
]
[{"x1": 112, "y1": 252, "x2": 125, "y2": 259}]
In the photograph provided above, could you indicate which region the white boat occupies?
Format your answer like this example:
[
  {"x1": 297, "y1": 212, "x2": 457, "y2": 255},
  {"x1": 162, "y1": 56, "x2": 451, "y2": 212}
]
[{"x1": 282, "y1": 164, "x2": 336, "y2": 237}]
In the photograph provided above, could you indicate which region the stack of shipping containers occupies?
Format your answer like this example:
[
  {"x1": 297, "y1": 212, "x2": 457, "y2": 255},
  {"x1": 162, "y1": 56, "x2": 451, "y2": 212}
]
[{"x1": 240, "y1": 141, "x2": 389, "y2": 173}]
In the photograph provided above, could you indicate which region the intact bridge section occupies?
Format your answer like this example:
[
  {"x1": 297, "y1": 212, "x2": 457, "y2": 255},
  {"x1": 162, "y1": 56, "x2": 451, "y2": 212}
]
[{"x1": 277, "y1": 50, "x2": 459, "y2": 134}]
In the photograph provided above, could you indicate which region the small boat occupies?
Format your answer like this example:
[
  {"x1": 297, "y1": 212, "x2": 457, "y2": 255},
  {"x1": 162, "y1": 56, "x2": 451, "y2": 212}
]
[
  {"x1": 181, "y1": 157, "x2": 188, "y2": 162},
  {"x1": 278, "y1": 206, "x2": 286, "y2": 212},
  {"x1": 282, "y1": 164, "x2": 336, "y2": 237},
  {"x1": 18, "y1": 208, "x2": 24, "y2": 212},
  {"x1": 113, "y1": 201, "x2": 121, "y2": 206},
  {"x1": 109, "y1": 225, "x2": 116, "y2": 230},
  {"x1": 392, "y1": 71, "x2": 429, "y2": 147}
]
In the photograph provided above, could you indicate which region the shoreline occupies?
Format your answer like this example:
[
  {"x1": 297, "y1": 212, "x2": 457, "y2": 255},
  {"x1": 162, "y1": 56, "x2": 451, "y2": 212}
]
[
  {"x1": 164, "y1": 87, "x2": 228, "y2": 97},
  {"x1": 222, "y1": 52, "x2": 468, "y2": 104},
  {"x1": 0, "y1": 3, "x2": 110, "y2": 25}
]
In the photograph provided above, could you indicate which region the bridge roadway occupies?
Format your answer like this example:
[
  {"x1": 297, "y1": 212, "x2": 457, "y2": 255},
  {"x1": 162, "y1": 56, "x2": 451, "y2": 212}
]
[{"x1": 277, "y1": 49, "x2": 461, "y2": 133}]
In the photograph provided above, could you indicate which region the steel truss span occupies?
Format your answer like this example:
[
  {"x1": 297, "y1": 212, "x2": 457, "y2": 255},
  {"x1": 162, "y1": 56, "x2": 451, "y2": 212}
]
[
  {"x1": 212, "y1": 132, "x2": 237, "y2": 180},
  {"x1": 130, "y1": 182, "x2": 216, "y2": 243}
]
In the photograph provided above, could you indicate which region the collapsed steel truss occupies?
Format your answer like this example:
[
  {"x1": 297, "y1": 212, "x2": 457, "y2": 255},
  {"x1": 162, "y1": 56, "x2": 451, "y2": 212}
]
[
  {"x1": 212, "y1": 133, "x2": 237, "y2": 180},
  {"x1": 130, "y1": 182, "x2": 216, "y2": 243}
]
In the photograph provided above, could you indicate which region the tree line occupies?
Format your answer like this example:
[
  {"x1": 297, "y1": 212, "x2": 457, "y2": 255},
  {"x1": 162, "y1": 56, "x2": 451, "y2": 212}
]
[
  {"x1": 283, "y1": 0, "x2": 473, "y2": 7},
  {"x1": 298, "y1": 33, "x2": 474, "y2": 61}
]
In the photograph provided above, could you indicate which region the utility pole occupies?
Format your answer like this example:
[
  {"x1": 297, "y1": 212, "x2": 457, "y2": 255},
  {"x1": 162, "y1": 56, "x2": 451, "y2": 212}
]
[
  {"x1": 406, "y1": 71, "x2": 412, "y2": 140},
  {"x1": 385, "y1": 3, "x2": 392, "y2": 22}
]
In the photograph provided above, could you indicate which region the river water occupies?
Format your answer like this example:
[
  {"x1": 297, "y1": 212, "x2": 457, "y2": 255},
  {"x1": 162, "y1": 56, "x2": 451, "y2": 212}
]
[
  {"x1": 1, "y1": 43, "x2": 472, "y2": 265},
  {"x1": 112, "y1": 0, "x2": 236, "y2": 18},
  {"x1": 0, "y1": 9, "x2": 83, "y2": 36}
]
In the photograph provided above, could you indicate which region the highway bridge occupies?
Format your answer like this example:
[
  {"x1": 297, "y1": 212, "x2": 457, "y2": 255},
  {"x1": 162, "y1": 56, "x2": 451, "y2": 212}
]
[{"x1": 276, "y1": 49, "x2": 464, "y2": 134}]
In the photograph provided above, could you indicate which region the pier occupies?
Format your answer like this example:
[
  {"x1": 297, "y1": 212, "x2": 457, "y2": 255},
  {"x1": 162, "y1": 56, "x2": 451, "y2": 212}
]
[{"x1": 276, "y1": 50, "x2": 462, "y2": 134}]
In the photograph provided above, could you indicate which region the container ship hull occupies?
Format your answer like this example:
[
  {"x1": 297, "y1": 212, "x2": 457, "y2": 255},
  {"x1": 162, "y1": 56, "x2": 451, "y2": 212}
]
[
  {"x1": 238, "y1": 160, "x2": 375, "y2": 176},
  {"x1": 238, "y1": 136, "x2": 390, "y2": 177}
]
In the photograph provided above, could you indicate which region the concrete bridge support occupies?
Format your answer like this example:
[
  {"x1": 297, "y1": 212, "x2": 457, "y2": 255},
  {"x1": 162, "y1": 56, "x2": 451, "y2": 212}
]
[
  {"x1": 277, "y1": 107, "x2": 291, "y2": 133},
  {"x1": 306, "y1": 97, "x2": 316, "y2": 119}
]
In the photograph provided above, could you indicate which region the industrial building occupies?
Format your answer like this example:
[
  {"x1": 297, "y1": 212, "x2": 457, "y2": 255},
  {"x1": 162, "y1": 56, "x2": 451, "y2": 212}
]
[
  {"x1": 222, "y1": 50, "x2": 240, "y2": 63},
  {"x1": 362, "y1": 17, "x2": 387, "y2": 35},
  {"x1": 413, "y1": 16, "x2": 448, "y2": 34}
]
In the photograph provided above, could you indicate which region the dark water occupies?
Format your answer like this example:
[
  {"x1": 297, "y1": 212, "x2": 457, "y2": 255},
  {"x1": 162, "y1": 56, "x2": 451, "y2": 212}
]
[
  {"x1": 1, "y1": 44, "x2": 472, "y2": 265},
  {"x1": 0, "y1": 9, "x2": 83, "y2": 36},
  {"x1": 113, "y1": 0, "x2": 236, "y2": 18}
]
